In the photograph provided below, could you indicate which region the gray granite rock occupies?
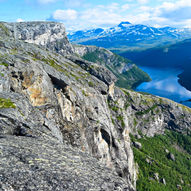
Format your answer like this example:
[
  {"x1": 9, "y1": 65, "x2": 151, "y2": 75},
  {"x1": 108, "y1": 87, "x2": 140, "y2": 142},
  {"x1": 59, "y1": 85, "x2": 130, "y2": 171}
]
[
  {"x1": 168, "y1": 153, "x2": 175, "y2": 161},
  {"x1": 133, "y1": 142, "x2": 142, "y2": 149},
  {"x1": 0, "y1": 136, "x2": 132, "y2": 191},
  {"x1": 161, "y1": 178, "x2": 166, "y2": 185}
]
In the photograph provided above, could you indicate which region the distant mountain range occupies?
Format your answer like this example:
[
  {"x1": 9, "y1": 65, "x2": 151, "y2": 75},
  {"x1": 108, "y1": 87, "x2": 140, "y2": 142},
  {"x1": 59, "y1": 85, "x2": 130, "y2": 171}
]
[{"x1": 68, "y1": 21, "x2": 191, "y2": 52}]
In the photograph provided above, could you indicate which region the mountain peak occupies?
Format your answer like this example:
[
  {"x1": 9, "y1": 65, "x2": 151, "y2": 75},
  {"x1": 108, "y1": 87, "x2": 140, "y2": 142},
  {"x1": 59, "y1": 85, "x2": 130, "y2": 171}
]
[{"x1": 118, "y1": 21, "x2": 131, "y2": 28}]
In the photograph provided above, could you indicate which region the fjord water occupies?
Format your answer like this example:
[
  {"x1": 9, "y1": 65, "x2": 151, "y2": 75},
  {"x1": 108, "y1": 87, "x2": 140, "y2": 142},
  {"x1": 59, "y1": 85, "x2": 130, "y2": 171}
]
[{"x1": 136, "y1": 66, "x2": 191, "y2": 108}]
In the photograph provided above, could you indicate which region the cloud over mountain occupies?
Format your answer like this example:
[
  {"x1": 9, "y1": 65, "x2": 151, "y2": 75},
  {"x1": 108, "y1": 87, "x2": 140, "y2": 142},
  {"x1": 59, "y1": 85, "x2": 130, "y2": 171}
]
[{"x1": 48, "y1": 0, "x2": 191, "y2": 31}]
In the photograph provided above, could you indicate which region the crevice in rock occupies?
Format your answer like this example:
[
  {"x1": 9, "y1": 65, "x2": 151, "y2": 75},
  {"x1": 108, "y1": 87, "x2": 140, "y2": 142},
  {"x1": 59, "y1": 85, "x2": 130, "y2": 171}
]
[
  {"x1": 18, "y1": 71, "x2": 24, "y2": 81},
  {"x1": 100, "y1": 128, "x2": 110, "y2": 146},
  {"x1": 11, "y1": 71, "x2": 18, "y2": 78},
  {"x1": 168, "y1": 120, "x2": 179, "y2": 130},
  {"x1": 169, "y1": 112, "x2": 176, "y2": 120},
  {"x1": 49, "y1": 74, "x2": 71, "y2": 99},
  {"x1": 112, "y1": 137, "x2": 118, "y2": 149},
  {"x1": 49, "y1": 74, "x2": 68, "y2": 92},
  {"x1": 101, "y1": 90, "x2": 107, "y2": 95},
  {"x1": 10, "y1": 87, "x2": 15, "y2": 92}
]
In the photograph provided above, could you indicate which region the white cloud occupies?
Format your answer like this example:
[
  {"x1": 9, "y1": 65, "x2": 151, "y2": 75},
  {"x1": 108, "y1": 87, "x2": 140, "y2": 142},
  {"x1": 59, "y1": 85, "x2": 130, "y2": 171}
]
[
  {"x1": 107, "y1": 3, "x2": 119, "y2": 11},
  {"x1": 49, "y1": 0, "x2": 191, "y2": 30},
  {"x1": 62, "y1": 0, "x2": 87, "y2": 8},
  {"x1": 182, "y1": 19, "x2": 191, "y2": 28},
  {"x1": 151, "y1": 0, "x2": 191, "y2": 27},
  {"x1": 38, "y1": 0, "x2": 57, "y2": 4},
  {"x1": 138, "y1": 6, "x2": 150, "y2": 12},
  {"x1": 16, "y1": 18, "x2": 24, "y2": 22},
  {"x1": 80, "y1": 7, "x2": 123, "y2": 26},
  {"x1": 121, "y1": 4, "x2": 130, "y2": 11},
  {"x1": 137, "y1": 0, "x2": 149, "y2": 4},
  {"x1": 52, "y1": 4, "x2": 125, "y2": 31},
  {"x1": 125, "y1": 0, "x2": 191, "y2": 28},
  {"x1": 53, "y1": 9, "x2": 78, "y2": 21}
]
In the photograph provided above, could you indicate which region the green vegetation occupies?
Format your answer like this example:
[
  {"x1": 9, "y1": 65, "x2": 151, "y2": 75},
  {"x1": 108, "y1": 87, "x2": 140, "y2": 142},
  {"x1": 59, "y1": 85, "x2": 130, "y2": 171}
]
[
  {"x1": 82, "y1": 49, "x2": 104, "y2": 63},
  {"x1": 10, "y1": 48, "x2": 18, "y2": 55},
  {"x1": 135, "y1": 104, "x2": 158, "y2": 116},
  {"x1": 0, "y1": 73, "x2": 4, "y2": 77},
  {"x1": 82, "y1": 90, "x2": 88, "y2": 96},
  {"x1": 0, "y1": 23, "x2": 9, "y2": 36},
  {"x1": 178, "y1": 103, "x2": 191, "y2": 113},
  {"x1": 178, "y1": 64, "x2": 191, "y2": 92},
  {"x1": 124, "y1": 102, "x2": 130, "y2": 109},
  {"x1": 116, "y1": 115, "x2": 125, "y2": 128},
  {"x1": 107, "y1": 99, "x2": 125, "y2": 128},
  {"x1": 42, "y1": 57, "x2": 65, "y2": 73},
  {"x1": 0, "y1": 61, "x2": 8, "y2": 77},
  {"x1": 113, "y1": 52, "x2": 130, "y2": 64},
  {"x1": 133, "y1": 118, "x2": 138, "y2": 127},
  {"x1": 0, "y1": 98, "x2": 16, "y2": 109},
  {"x1": 88, "y1": 81, "x2": 94, "y2": 87},
  {"x1": 82, "y1": 49, "x2": 151, "y2": 90},
  {"x1": 107, "y1": 99, "x2": 120, "y2": 112},
  {"x1": 116, "y1": 65, "x2": 151, "y2": 89},
  {"x1": 121, "y1": 89, "x2": 134, "y2": 103},
  {"x1": 131, "y1": 131, "x2": 191, "y2": 191},
  {"x1": 0, "y1": 62, "x2": 8, "y2": 67},
  {"x1": 111, "y1": 116, "x2": 115, "y2": 125},
  {"x1": 70, "y1": 72, "x2": 80, "y2": 81}
]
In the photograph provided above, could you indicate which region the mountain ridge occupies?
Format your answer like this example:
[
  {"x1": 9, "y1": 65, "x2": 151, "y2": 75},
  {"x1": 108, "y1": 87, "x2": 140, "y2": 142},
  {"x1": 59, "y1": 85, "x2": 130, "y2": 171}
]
[
  {"x1": 68, "y1": 21, "x2": 191, "y2": 52},
  {"x1": 73, "y1": 44, "x2": 151, "y2": 89}
]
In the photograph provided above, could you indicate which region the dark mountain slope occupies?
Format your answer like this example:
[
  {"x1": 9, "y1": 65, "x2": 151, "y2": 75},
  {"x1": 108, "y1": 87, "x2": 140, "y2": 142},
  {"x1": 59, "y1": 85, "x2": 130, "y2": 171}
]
[
  {"x1": 120, "y1": 39, "x2": 191, "y2": 91},
  {"x1": 73, "y1": 45, "x2": 151, "y2": 89}
]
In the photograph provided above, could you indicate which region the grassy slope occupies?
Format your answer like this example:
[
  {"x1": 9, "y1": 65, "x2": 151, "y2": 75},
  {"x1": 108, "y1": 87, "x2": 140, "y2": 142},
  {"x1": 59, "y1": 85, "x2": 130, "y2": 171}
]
[{"x1": 131, "y1": 131, "x2": 191, "y2": 191}]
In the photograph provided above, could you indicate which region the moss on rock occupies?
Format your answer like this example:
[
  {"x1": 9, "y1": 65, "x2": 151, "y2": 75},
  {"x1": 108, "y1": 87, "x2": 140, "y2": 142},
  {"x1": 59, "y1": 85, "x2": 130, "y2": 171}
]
[{"x1": 0, "y1": 98, "x2": 16, "y2": 109}]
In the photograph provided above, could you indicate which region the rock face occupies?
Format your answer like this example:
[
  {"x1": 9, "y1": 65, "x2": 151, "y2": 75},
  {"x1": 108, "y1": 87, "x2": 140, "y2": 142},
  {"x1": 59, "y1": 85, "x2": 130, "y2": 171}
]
[
  {"x1": 0, "y1": 22, "x2": 191, "y2": 190},
  {"x1": 4, "y1": 21, "x2": 74, "y2": 55},
  {"x1": 0, "y1": 31, "x2": 136, "y2": 190}
]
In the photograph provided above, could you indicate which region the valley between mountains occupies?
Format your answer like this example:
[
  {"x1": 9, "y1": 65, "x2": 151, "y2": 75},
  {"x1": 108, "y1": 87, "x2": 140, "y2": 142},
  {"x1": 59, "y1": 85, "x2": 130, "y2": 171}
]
[
  {"x1": 0, "y1": 21, "x2": 191, "y2": 191},
  {"x1": 69, "y1": 21, "x2": 191, "y2": 108}
]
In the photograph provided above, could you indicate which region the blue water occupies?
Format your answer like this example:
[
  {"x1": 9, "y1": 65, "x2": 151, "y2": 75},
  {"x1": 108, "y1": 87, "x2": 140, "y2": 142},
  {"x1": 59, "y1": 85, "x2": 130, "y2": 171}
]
[{"x1": 136, "y1": 66, "x2": 191, "y2": 108}]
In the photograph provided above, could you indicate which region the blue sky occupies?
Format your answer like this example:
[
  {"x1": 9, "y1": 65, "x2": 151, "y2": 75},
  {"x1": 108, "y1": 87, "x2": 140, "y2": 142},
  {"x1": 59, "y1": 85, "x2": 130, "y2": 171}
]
[{"x1": 1, "y1": 0, "x2": 191, "y2": 31}]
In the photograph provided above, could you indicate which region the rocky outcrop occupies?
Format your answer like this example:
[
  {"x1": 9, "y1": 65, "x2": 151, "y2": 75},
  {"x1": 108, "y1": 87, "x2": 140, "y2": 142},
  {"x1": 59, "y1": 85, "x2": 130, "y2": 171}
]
[
  {"x1": 109, "y1": 89, "x2": 191, "y2": 137},
  {"x1": 3, "y1": 21, "x2": 74, "y2": 55},
  {"x1": 0, "y1": 22, "x2": 191, "y2": 190}
]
